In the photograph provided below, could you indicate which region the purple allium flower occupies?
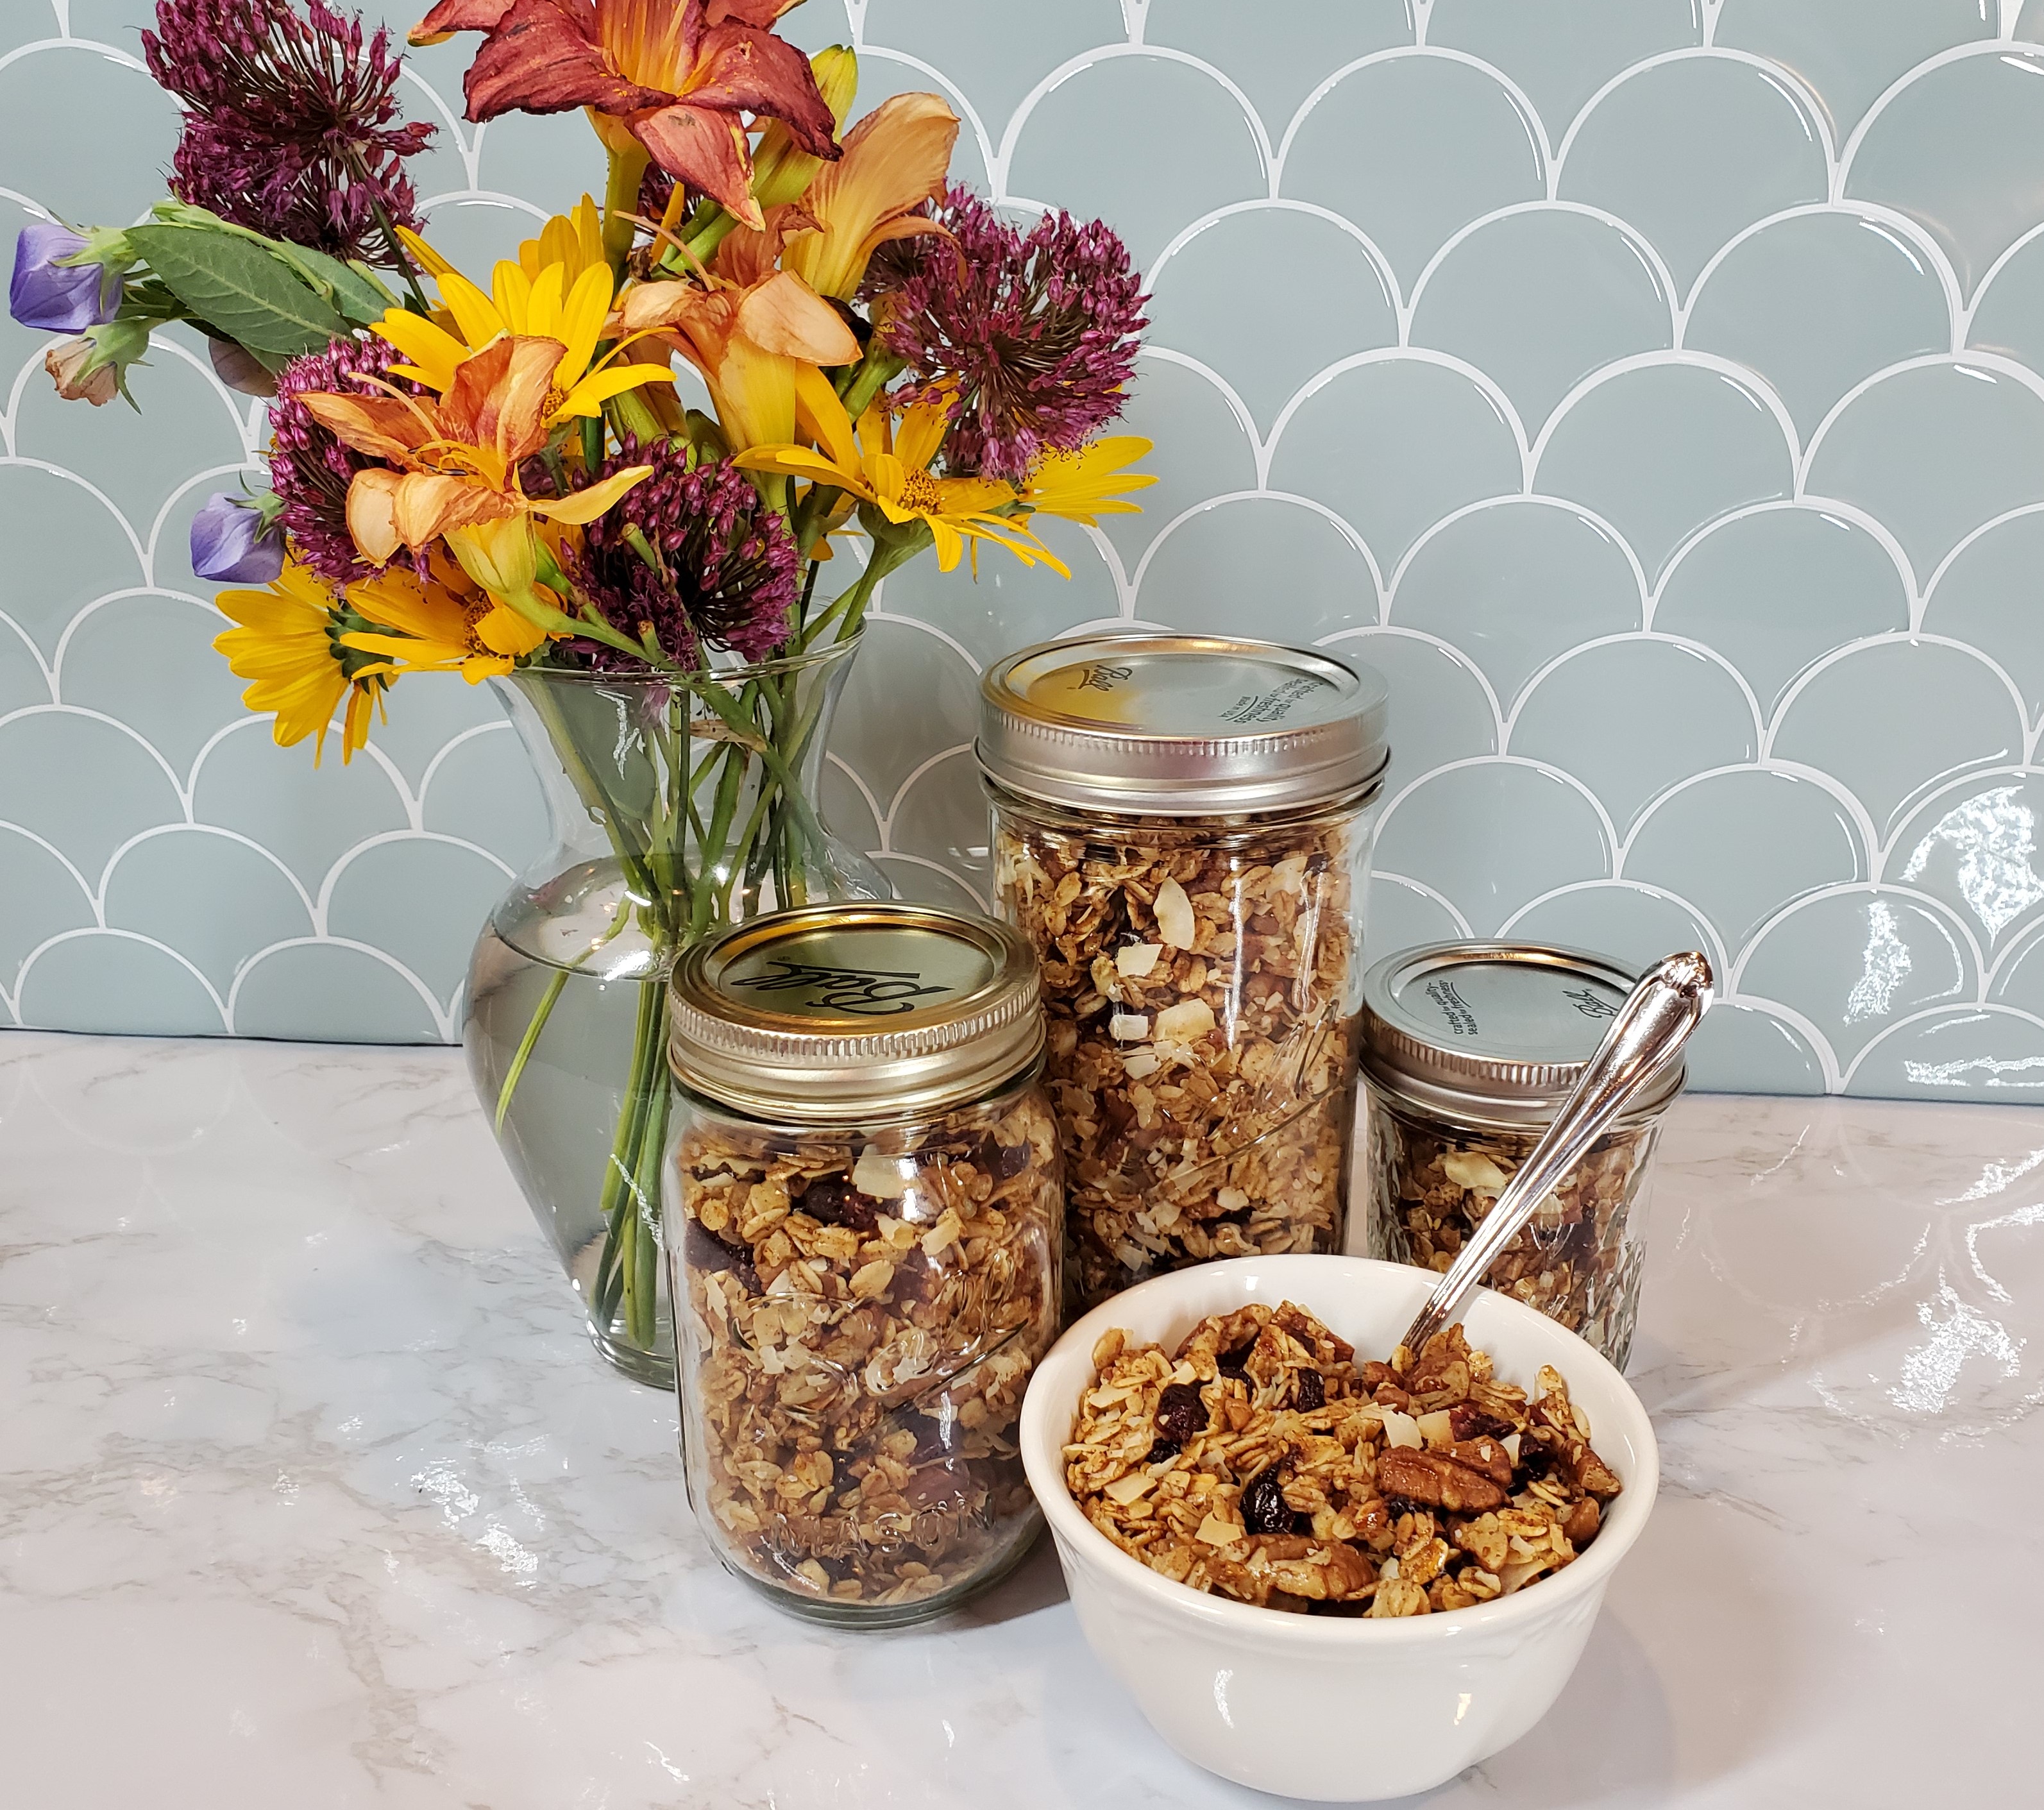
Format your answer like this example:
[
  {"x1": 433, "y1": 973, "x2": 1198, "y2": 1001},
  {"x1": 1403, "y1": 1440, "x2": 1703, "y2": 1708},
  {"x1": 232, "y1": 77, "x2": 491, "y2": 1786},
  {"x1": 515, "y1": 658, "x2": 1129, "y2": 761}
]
[
  {"x1": 570, "y1": 441, "x2": 798, "y2": 670},
  {"x1": 142, "y1": 0, "x2": 435, "y2": 265},
  {"x1": 266, "y1": 332, "x2": 413, "y2": 584},
  {"x1": 191, "y1": 491, "x2": 286, "y2": 583},
  {"x1": 869, "y1": 185, "x2": 1149, "y2": 483},
  {"x1": 10, "y1": 221, "x2": 121, "y2": 332}
]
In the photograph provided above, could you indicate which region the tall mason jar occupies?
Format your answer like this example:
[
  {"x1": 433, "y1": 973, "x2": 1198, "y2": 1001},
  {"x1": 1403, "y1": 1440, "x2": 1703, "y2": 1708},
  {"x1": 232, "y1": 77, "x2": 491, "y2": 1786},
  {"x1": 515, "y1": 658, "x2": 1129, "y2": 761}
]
[
  {"x1": 665, "y1": 904, "x2": 1062, "y2": 1625},
  {"x1": 978, "y1": 636, "x2": 1390, "y2": 1317},
  {"x1": 1360, "y1": 942, "x2": 1688, "y2": 1368}
]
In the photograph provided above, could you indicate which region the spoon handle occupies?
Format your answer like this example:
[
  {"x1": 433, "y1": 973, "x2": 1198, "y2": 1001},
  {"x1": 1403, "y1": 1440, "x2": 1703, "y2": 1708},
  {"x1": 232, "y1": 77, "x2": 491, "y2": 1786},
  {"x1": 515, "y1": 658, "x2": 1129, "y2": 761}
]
[{"x1": 1395, "y1": 950, "x2": 1715, "y2": 1360}]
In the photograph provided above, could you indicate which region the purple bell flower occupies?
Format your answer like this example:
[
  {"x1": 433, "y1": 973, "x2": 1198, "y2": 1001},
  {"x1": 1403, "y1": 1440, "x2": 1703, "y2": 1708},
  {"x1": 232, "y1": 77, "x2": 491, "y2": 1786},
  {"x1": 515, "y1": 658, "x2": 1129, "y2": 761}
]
[
  {"x1": 190, "y1": 492, "x2": 286, "y2": 584},
  {"x1": 10, "y1": 221, "x2": 121, "y2": 333}
]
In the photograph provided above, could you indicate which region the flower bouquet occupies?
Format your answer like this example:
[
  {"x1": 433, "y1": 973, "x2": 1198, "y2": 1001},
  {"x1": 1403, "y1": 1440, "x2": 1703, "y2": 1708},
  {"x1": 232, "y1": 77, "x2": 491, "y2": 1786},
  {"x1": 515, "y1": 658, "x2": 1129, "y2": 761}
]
[{"x1": 12, "y1": 0, "x2": 1153, "y2": 1381}]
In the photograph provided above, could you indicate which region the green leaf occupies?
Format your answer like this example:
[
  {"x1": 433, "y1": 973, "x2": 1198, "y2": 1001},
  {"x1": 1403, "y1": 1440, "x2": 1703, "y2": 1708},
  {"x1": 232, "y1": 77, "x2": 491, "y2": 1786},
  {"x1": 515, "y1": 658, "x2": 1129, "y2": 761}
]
[
  {"x1": 144, "y1": 199, "x2": 394, "y2": 325},
  {"x1": 267, "y1": 244, "x2": 395, "y2": 327},
  {"x1": 126, "y1": 224, "x2": 349, "y2": 359}
]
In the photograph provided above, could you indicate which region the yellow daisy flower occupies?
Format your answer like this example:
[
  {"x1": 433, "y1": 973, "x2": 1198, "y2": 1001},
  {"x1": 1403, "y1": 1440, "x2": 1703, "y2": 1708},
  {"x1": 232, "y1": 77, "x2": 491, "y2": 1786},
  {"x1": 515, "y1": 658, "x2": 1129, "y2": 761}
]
[
  {"x1": 736, "y1": 366, "x2": 1068, "y2": 576},
  {"x1": 1016, "y1": 437, "x2": 1156, "y2": 526},
  {"x1": 375, "y1": 203, "x2": 668, "y2": 425},
  {"x1": 337, "y1": 556, "x2": 550, "y2": 684},
  {"x1": 213, "y1": 561, "x2": 386, "y2": 766},
  {"x1": 400, "y1": 198, "x2": 607, "y2": 292}
]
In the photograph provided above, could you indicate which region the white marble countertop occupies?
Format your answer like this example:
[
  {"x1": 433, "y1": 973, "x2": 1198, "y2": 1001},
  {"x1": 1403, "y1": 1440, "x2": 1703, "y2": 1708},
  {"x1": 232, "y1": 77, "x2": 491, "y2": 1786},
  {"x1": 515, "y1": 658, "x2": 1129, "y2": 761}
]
[{"x1": 2, "y1": 1031, "x2": 2037, "y2": 1808}]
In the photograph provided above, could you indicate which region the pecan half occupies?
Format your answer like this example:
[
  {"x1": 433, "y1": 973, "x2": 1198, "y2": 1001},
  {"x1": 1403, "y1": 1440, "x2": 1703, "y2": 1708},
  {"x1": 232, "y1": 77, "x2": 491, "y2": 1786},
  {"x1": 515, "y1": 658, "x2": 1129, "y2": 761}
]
[{"x1": 1375, "y1": 1446, "x2": 1509, "y2": 1514}]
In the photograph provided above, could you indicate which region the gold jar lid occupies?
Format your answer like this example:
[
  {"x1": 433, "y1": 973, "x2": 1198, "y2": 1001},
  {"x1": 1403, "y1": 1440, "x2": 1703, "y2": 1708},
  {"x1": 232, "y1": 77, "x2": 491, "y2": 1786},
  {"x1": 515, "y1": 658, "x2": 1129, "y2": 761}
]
[{"x1": 668, "y1": 904, "x2": 1043, "y2": 1122}]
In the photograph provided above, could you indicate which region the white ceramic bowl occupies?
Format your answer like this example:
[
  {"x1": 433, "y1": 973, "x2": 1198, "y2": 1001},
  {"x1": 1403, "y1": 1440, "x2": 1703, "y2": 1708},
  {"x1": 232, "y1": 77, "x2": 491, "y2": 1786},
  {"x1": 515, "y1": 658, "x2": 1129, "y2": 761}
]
[{"x1": 1020, "y1": 1255, "x2": 1658, "y2": 1802}]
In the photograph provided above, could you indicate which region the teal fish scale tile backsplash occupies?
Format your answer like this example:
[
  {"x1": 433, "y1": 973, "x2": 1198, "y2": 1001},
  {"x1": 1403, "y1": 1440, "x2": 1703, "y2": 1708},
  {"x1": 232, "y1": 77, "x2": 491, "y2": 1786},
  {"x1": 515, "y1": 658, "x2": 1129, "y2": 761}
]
[{"x1": 6, "y1": 0, "x2": 2044, "y2": 1097}]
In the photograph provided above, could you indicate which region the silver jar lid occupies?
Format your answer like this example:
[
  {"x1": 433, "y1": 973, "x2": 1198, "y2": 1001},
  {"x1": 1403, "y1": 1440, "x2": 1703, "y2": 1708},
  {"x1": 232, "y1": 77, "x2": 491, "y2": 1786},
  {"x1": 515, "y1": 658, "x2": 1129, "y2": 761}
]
[
  {"x1": 668, "y1": 904, "x2": 1043, "y2": 1122},
  {"x1": 977, "y1": 634, "x2": 1390, "y2": 815},
  {"x1": 1360, "y1": 941, "x2": 1686, "y2": 1129}
]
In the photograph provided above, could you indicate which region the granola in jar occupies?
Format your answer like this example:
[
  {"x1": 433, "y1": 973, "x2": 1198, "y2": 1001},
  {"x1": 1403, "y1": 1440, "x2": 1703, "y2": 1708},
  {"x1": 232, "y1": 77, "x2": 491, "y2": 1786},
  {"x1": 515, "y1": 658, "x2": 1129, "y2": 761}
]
[
  {"x1": 1065, "y1": 1300, "x2": 1622, "y2": 1614},
  {"x1": 1369, "y1": 1103, "x2": 1657, "y2": 1356},
  {"x1": 993, "y1": 806, "x2": 1365, "y2": 1313},
  {"x1": 977, "y1": 636, "x2": 1390, "y2": 1315},
  {"x1": 1360, "y1": 943, "x2": 1685, "y2": 1366},
  {"x1": 665, "y1": 904, "x2": 1062, "y2": 1624}
]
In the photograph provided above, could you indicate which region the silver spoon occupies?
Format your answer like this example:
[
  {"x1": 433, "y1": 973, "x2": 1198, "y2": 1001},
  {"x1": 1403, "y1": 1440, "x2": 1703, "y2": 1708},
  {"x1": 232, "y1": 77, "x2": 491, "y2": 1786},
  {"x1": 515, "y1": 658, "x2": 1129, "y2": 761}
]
[{"x1": 1396, "y1": 949, "x2": 1716, "y2": 1360}]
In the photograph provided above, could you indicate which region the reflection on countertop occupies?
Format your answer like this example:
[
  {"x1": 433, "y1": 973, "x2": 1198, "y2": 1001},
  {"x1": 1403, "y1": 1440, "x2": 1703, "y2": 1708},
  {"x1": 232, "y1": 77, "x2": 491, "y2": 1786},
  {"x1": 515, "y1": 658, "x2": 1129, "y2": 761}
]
[{"x1": 0, "y1": 1031, "x2": 2036, "y2": 1807}]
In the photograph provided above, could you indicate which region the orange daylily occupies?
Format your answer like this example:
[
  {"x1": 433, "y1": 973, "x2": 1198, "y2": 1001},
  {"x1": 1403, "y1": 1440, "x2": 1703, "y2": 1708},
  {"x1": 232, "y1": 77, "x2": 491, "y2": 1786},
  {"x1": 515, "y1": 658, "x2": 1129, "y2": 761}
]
[
  {"x1": 296, "y1": 334, "x2": 654, "y2": 584},
  {"x1": 779, "y1": 91, "x2": 958, "y2": 300},
  {"x1": 410, "y1": 0, "x2": 841, "y2": 231},
  {"x1": 616, "y1": 254, "x2": 857, "y2": 452},
  {"x1": 737, "y1": 364, "x2": 1067, "y2": 575}
]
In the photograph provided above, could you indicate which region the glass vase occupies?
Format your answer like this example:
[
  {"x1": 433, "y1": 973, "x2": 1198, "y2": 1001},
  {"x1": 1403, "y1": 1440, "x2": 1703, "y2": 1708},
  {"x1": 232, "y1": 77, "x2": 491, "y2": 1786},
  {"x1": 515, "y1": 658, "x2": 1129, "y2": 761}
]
[{"x1": 462, "y1": 635, "x2": 889, "y2": 1385}]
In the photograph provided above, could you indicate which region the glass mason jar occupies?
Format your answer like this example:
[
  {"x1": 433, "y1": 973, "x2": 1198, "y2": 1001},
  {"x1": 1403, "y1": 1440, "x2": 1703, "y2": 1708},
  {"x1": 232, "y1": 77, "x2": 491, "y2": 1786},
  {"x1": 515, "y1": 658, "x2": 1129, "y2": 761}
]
[
  {"x1": 1359, "y1": 942, "x2": 1687, "y2": 1368},
  {"x1": 464, "y1": 638, "x2": 888, "y2": 1388},
  {"x1": 664, "y1": 904, "x2": 1062, "y2": 1625},
  {"x1": 977, "y1": 635, "x2": 1390, "y2": 1317}
]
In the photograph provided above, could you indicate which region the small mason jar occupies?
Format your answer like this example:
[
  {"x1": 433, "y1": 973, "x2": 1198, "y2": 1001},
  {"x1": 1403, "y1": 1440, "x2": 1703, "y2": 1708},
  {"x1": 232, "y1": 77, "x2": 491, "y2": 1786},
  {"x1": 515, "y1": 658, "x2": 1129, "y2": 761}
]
[
  {"x1": 1360, "y1": 942, "x2": 1687, "y2": 1367},
  {"x1": 978, "y1": 635, "x2": 1390, "y2": 1316},
  {"x1": 664, "y1": 903, "x2": 1061, "y2": 1625}
]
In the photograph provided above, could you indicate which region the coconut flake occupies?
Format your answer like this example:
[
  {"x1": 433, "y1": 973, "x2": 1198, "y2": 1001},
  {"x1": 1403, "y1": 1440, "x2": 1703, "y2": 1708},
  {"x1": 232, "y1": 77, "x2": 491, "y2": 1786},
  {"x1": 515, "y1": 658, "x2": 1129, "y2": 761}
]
[
  {"x1": 1416, "y1": 1410, "x2": 1456, "y2": 1450},
  {"x1": 1109, "y1": 1011, "x2": 1150, "y2": 1042},
  {"x1": 1122, "y1": 1049, "x2": 1161, "y2": 1078},
  {"x1": 851, "y1": 1147, "x2": 911, "y2": 1199},
  {"x1": 1443, "y1": 1149, "x2": 1510, "y2": 1192},
  {"x1": 1115, "y1": 942, "x2": 1163, "y2": 977},
  {"x1": 1154, "y1": 998, "x2": 1216, "y2": 1044},
  {"x1": 1380, "y1": 1407, "x2": 1423, "y2": 1450},
  {"x1": 1153, "y1": 877, "x2": 1195, "y2": 949}
]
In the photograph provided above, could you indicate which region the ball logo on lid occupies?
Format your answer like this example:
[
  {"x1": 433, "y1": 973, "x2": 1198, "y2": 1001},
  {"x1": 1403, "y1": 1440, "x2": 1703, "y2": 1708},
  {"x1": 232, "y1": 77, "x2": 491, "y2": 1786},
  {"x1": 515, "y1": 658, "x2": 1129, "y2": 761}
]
[{"x1": 730, "y1": 958, "x2": 952, "y2": 1017}]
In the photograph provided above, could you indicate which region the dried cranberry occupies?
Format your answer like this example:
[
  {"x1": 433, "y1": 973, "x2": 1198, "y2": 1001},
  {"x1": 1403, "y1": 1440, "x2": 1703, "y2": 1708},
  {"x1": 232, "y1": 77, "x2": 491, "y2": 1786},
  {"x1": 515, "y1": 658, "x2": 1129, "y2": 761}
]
[
  {"x1": 979, "y1": 1136, "x2": 1031, "y2": 1179},
  {"x1": 1154, "y1": 1381, "x2": 1209, "y2": 1442},
  {"x1": 1145, "y1": 1437, "x2": 1181, "y2": 1464},
  {"x1": 1516, "y1": 1442, "x2": 1555, "y2": 1482},
  {"x1": 800, "y1": 1177, "x2": 877, "y2": 1233},
  {"x1": 1449, "y1": 1404, "x2": 1514, "y2": 1443},
  {"x1": 682, "y1": 1219, "x2": 740, "y2": 1274},
  {"x1": 1217, "y1": 1338, "x2": 1258, "y2": 1379},
  {"x1": 1241, "y1": 1469, "x2": 1292, "y2": 1536},
  {"x1": 1292, "y1": 1368, "x2": 1326, "y2": 1411},
  {"x1": 907, "y1": 1414, "x2": 953, "y2": 1463}
]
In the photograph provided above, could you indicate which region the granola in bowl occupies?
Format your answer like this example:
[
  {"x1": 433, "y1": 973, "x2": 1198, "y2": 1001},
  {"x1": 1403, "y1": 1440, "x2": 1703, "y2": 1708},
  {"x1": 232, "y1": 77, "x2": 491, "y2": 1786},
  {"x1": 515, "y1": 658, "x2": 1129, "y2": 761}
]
[
  {"x1": 1063, "y1": 1299, "x2": 1621, "y2": 1616},
  {"x1": 672, "y1": 1083, "x2": 1061, "y2": 1616},
  {"x1": 992, "y1": 809, "x2": 1366, "y2": 1315}
]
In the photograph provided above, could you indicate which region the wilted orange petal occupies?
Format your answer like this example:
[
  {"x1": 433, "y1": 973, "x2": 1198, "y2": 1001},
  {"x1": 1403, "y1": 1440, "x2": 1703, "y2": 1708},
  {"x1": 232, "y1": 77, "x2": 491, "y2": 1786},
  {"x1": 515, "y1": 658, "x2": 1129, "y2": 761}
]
[
  {"x1": 393, "y1": 472, "x2": 515, "y2": 549},
  {"x1": 347, "y1": 469, "x2": 405, "y2": 563},
  {"x1": 301, "y1": 391, "x2": 435, "y2": 463},
  {"x1": 735, "y1": 271, "x2": 859, "y2": 364}
]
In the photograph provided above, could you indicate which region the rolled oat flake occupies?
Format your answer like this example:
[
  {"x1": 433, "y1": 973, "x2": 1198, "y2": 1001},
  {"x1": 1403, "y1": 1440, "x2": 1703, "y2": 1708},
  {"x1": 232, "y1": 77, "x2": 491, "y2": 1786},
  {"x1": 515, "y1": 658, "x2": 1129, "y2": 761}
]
[
  {"x1": 668, "y1": 902, "x2": 1043, "y2": 1121},
  {"x1": 1361, "y1": 942, "x2": 1686, "y2": 1131},
  {"x1": 977, "y1": 633, "x2": 1389, "y2": 814}
]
